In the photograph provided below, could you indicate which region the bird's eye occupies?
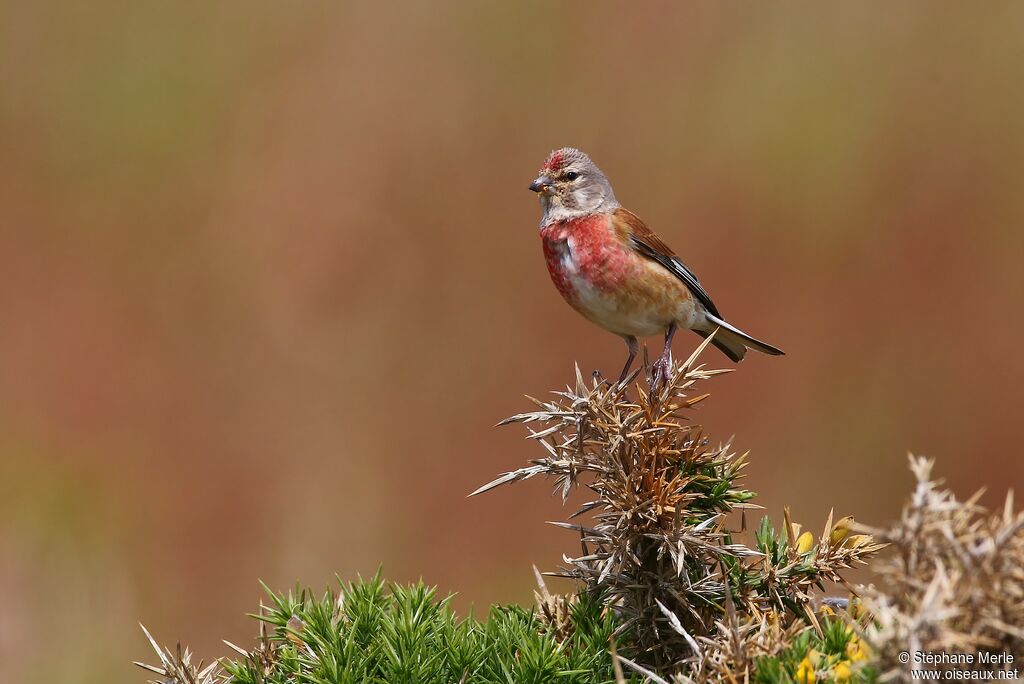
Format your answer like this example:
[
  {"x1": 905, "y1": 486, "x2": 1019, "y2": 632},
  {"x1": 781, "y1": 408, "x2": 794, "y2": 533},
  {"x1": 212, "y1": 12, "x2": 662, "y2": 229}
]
[{"x1": 564, "y1": 171, "x2": 580, "y2": 181}]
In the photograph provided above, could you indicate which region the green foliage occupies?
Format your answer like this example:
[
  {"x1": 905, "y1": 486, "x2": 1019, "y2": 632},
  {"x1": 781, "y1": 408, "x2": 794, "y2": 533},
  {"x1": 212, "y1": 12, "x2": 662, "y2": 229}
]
[
  {"x1": 137, "y1": 585, "x2": 878, "y2": 684},
  {"x1": 210, "y1": 574, "x2": 636, "y2": 684}
]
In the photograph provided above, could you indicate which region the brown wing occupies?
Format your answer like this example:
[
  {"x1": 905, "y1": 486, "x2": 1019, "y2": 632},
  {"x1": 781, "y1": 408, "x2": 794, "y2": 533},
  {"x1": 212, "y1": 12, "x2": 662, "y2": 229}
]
[{"x1": 611, "y1": 207, "x2": 722, "y2": 319}]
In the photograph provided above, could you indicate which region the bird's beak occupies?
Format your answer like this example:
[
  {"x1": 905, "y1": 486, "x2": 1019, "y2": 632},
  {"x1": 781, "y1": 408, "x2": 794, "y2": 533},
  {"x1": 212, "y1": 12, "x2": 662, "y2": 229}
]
[{"x1": 529, "y1": 175, "x2": 551, "y2": 194}]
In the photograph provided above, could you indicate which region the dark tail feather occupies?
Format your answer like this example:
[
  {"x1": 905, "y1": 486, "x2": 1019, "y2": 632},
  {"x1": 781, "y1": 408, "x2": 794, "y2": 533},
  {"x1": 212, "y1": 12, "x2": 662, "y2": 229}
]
[
  {"x1": 694, "y1": 328, "x2": 743, "y2": 362},
  {"x1": 698, "y1": 314, "x2": 785, "y2": 363}
]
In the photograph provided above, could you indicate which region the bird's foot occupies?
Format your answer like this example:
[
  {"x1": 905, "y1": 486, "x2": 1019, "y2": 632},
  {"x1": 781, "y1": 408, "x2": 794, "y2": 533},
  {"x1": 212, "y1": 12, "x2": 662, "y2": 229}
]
[
  {"x1": 592, "y1": 370, "x2": 613, "y2": 389},
  {"x1": 650, "y1": 355, "x2": 673, "y2": 392}
]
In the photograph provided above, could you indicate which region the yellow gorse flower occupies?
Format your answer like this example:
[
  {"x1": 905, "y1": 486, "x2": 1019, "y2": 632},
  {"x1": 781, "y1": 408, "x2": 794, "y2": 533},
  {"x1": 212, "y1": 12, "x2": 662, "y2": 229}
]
[
  {"x1": 829, "y1": 516, "x2": 855, "y2": 545},
  {"x1": 843, "y1": 534, "x2": 873, "y2": 549},
  {"x1": 795, "y1": 656, "x2": 816, "y2": 684},
  {"x1": 846, "y1": 637, "x2": 870, "y2": 662},
  {"x1": 833, "y1": 661, "x2": 852, "y2": 682},
  {"x1": 796, "y1": 531, "x2": 815, "y2": 554}
]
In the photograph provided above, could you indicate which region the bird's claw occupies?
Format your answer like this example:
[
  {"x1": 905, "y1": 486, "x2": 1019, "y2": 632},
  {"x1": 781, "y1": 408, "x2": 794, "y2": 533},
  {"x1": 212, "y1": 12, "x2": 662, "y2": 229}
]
[{"x1": 650, "y1": 356, "x2": 672, "y2": 391}]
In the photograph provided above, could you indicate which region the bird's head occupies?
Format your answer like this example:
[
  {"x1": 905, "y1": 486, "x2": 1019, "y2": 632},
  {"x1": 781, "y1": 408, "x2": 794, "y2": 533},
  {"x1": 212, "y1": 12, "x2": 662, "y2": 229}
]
[{"x1": 530, "y1": 148, "x2": 618, "y2": 225}]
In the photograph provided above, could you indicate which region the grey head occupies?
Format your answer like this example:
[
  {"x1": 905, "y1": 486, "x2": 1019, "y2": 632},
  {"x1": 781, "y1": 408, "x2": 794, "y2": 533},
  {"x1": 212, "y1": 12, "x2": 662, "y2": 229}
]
[{"x1": 529, "y1": 148, "x2": 619, "y2": 226}]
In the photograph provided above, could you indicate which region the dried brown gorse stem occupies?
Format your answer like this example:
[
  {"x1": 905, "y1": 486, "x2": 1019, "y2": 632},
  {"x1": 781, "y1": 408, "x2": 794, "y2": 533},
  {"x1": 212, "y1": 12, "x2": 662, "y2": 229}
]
[
  {"x1": 859, "y1": 455, "x2": 1024, "y2": 680},
  {"x1": 134, "y1": 624, "x2": 221, "y2": 684}
]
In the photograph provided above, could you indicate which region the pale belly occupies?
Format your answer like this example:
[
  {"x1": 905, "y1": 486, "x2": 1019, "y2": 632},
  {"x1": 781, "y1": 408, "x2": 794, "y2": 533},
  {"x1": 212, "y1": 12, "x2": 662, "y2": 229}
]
[{"x1": 549, "y1": 235, "x2": 701, "y2": 338}]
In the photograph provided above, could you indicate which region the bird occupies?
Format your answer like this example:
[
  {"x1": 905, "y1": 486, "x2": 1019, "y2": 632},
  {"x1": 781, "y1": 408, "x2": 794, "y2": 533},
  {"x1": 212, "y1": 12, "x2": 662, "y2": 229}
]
[{"x1": 529, "y1": 147, "x2": 783, "y2": 385}]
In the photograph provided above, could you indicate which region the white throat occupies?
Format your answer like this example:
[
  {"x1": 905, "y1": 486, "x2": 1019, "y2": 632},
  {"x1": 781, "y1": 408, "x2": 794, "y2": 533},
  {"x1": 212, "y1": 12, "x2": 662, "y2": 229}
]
[{"x1": 539, "y1": 195, "x2": 620, "y2": 227}]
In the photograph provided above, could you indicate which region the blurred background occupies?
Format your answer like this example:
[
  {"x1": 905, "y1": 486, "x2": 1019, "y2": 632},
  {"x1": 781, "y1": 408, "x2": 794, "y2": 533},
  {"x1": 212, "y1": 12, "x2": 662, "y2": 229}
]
[{"x1": 2, "y1": 2, "x2": 1024, "y2": 681}]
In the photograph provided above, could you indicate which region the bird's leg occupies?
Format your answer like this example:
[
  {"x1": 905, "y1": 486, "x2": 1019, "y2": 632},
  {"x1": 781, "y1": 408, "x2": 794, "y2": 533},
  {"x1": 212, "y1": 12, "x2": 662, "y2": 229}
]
[
  {"x1": 616, "y1": 335, "x2": 639, "y2": 385},
  {"x1": 651, "y1": 323, "x2": 677, "y2": 389}
]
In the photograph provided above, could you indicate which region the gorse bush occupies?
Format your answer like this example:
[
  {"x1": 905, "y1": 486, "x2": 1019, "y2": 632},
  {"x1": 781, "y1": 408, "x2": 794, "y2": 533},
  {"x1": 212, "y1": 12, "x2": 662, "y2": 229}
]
[
  {"x1": 475, "y1": 340, "x2": 882, "y2": 679},
  {"x1": 137, "y1": 342, "x2": 1024, "y2": 683}
]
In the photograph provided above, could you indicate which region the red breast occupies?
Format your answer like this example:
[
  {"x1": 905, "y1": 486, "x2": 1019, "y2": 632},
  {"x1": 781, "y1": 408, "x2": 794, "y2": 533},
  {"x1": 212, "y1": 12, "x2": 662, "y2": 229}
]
[{"x1": 540, "y1": 213, "x2": 637, "y2": 307}]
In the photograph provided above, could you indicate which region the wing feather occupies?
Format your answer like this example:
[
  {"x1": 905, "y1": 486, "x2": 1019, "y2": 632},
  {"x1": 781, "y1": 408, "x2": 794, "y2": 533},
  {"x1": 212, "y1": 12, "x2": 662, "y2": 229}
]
[{"x1": 611, "y1": 208, "x2": 722, "y2": 318}]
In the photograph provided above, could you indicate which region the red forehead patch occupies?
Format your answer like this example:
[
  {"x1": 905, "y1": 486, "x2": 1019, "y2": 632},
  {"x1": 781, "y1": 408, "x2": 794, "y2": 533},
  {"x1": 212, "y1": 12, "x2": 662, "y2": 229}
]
[{"x1": 542, "y1": 150, "x2": 564, "y2": 172}]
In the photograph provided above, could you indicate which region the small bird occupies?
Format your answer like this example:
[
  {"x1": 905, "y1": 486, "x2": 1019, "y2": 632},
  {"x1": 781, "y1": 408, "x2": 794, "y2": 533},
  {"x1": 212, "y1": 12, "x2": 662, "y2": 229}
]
[{"x1": 529, "y1": 147, "x2": 783, "y2": 384}]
